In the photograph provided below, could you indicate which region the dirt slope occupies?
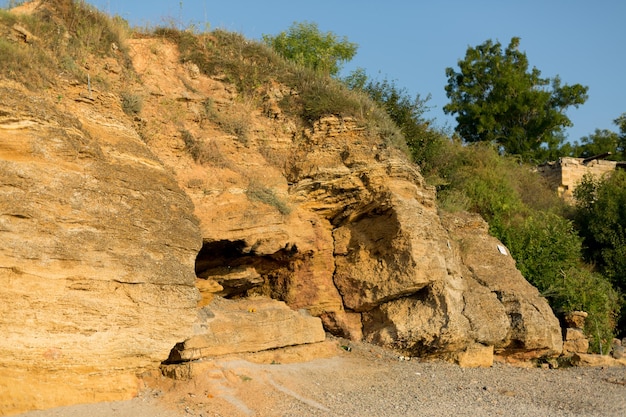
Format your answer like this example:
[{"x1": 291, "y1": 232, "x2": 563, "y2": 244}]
[{"x1": 16, "y1": 339, "x2": 626, "y2": 417}]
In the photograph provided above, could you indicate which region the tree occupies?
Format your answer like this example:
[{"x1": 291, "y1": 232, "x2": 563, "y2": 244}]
[
  {"x1": 262, "y1": 21, "x2": 357, "y2": 77},
  {"x1": 443, "y1": 37, "x2": 588, "y2": 159},
  {"x1": 572, "y1": 129, "x2": 623, "y2": 160},
  {"x1": 574, "y1": 170, "x2": 626, "y2": 292},
  {"x1": 567, "y1": 114, "x2": 626, "y2": 161},
  {"x1": 615, "y1": 112, "x2": 626, "y2": 159}
]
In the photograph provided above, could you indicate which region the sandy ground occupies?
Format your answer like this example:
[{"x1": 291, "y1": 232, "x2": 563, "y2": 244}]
[{"x1": 15, "y1": 340, "x2": 626, "y2": 417}]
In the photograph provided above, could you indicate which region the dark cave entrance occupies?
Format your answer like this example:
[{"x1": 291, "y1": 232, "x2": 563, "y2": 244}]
[
  {"x1": 194, "y1": 239, "x2": 297, "y2": 298},
  {"x1": 195, "y1": 239, "x2": 249, "y2": 278}
]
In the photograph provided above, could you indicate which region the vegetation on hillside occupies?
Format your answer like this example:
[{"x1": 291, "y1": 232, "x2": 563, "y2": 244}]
[
  {"x1": 262, "y1": 21, "x2": 357, "y2": 77},
  {"x1": 1, "y1": 2, "x2": 623, "y2": 351},
  {"x1": 443, "y1": 37, "x2": 589, "y2": 161},
  {"x1": 575, "y1": 171, "x2": 626, "y2": 334},
  {"x1": 150, "y1": 27, "x2": 405, "y2": 150},
  {"x1": 341, "y1": 42, "x2": 622, "y2": 350},
  {"x1": 0, "y1": 0, "x2": 131, "y2": 89}
]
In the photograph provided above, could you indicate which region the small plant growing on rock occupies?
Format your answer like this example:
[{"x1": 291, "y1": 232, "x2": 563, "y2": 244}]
[
  {"x1": 246, "y1": 182, "x2": 291, "y2": 215},
  {"x1": 201, "y1": 98, "x2": 250, "y2": 145},
  {"x1": 180, "y1": 129, "x2": 228, "y2": 167},
  {"x1": 120, "y1": 91, "x2": 142, "y2": 115}
]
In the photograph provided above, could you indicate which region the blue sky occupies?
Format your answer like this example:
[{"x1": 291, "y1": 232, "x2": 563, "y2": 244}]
[{"x1": 5, "y1": 1, "x2": 625, "y2": 143}]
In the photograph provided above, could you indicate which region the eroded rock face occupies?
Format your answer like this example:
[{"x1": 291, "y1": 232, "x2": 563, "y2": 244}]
[
  {"x1": 165, "y1": 296, "x2": 326, "y2": 362},
  {"x1": 273, "y1": 117, "x2": 561, "y2": 362},
  {"x1": 0, "y1": 21, "x2": 567, "y2": 414},
  {"x1": 0, "y1": 84, "x2": 201, "y2": 414},
  {"x1": 169, "y1": 112, "x2": 564, "y2": 364},
  {"x1": 441, "y1": 212, "x2": 564, "y2": 360},
  {"x1": 123, "y1": 36, "x2": 561, "y2": 367}
]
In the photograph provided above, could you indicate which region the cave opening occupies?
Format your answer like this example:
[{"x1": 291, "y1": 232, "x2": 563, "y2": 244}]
[
  {"x1": 194, "y1": 239, "x2": 298, "y2": 299},
  {"x1": 195, "y1": 239, "x2": 249, "y2": 278}
]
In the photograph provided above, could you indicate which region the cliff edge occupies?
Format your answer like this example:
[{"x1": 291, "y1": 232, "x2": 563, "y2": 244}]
[{"x1": 0, "y1": 2, "x2": 563, "y2": 414}]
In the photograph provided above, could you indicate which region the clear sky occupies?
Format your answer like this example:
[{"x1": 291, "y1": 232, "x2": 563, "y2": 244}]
[{"x1": 5, "y1": 0, "x2": 625, "y2": 143}]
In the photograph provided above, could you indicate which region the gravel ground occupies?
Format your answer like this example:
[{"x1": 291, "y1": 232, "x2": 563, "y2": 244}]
[
  {"x1": 257, "y1": 356, "x2": 626, "y2": 417},
  {"x1": 17, "y1": 340, "x2": 626, "y2": 417}
]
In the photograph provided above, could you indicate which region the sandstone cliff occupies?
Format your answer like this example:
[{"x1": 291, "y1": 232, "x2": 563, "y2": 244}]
[
  {"x1": 0, "y1": 2, "x2": 563, "y2": 414},
  {"x1": 0, "y1": 79, "x2": 201, "y2": 412}
]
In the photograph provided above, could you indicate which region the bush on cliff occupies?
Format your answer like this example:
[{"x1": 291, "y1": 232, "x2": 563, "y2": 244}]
[
  {"x1": 0, "y1": 0, "x2": 131, "y2": 88},
  {"x1": 574, "y1": 170, "x2": 626, "y2": 337},
  {"x1": 503, "y1": 212, "x2": 620, "y2": 352}
]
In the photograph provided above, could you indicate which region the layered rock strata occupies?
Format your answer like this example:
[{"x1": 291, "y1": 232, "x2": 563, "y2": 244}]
[
  {"x1": 0, "y1": 13, "x2": 570, "y2": 414},
  {"x1": 0, "y1": 83, "x2": 201, "y2": 414}
]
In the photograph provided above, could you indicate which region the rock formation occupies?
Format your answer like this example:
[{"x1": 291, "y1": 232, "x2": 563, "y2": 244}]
[
  {"x1": 0, "y1": 81, "x2": 202, "y2": 414},
  {"x1": 0, "y1": 2, "x2": 566, "y2": 414},
  {"x1": 164, "y1": 296, "x2": 326, "y2": 363},
  {"x1": 562, "y1": 311, "x2": 590, "y2": 356}
]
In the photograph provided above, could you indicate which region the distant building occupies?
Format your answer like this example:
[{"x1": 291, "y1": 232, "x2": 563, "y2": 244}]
[{"x1": 537, "y1": 154, "x2": 625, "y2": 203}]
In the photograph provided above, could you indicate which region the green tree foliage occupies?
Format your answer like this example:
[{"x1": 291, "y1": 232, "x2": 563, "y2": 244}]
[
  {"x1": 574, "y1": 170, "x2": 626, "y2": 337},
  {"x1": 431, "y1": 142, "x2": 561, "y2": 218},
  {"x1": 344, "y1": 68, "x2": 447, "y2": 174},
  {"x1": 571, "y1": 129, "x2": 623, "y2": 160},
  {"x1": 574, "y1": 170, "x2": 626, "y2": 292},
  {"x1": 443, "y1": 37, "x2": 588, "y2": 159},
  {"x1": 566, "y1": 114, "x2": 626, "y2": 161},
  {"x1": 430, "y1": 141, "x2": 620, "y2": 349},
  {"x1": 262, "y1": 21, "x2": 357, "y2": 76},
  {"x1": 503, "y1": 212, "x2": 620, "y2": 352}
]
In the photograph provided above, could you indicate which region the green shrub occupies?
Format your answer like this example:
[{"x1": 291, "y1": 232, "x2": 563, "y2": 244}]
[
  {"x1": 292, "y1": 68, "x2": 364, "y2": 122},
  {"x1": 120, "y1": 91, "x2": 142, "y2": 115},
  {"x1": 434, "y1": 143, "x2": 527, "y2": 234},
  {"x1": 200, "y1": 98, "x2": 250, "y2": 144},
  {"x1": 246, "y1": 182, "x2": 291, "y2": 215},
  {"x1": 575, "y1": 170, "x2": 626, "y2": 291},
  {"x1": 557, "y1": 267, "x2": 621, "y2": 354},
  {"x1": 502, "y1": 212, "x2": 581, "y2": 293},
  {"x1": 346, "y1": 72, "x2": 441, "y2": 165},
  {"x1": 431, "y1": 140, "x2": 621, "y2": 348},
  {"x1": 262, "y1": 21, "x2": 357, "y2": 77},
  {"x1": 574, "y1": 170, "x2": 626, "y2": 338}
]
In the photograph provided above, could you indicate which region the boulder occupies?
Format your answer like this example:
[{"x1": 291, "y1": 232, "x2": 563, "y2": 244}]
[
  {"x1": 564, "y1": 339, "x2": 590, "y2": 355},
  {"x1": 361, "y1": 275, "x2": 509, "y2": 356},
  {"x1": 165, "y1": 296, "x2": 326, "y2": 362},
  {"x1": 571, "y1": 353, "x2": 626, "y2": 367},
  {"x1": 204, "y1": 265, "x2": 264, "y2": 297},
  {"x1": 332, "y1": 177, "x2": 447, "y2": 312},
  {"x1": 442, "y1": 212, "x2": 563, "y2": 360},
  {"x1": 456, "y1": 344, "x2": 494, "y2": 368},
  {"x1": 611, "y1": 339, "x2": 624, "y2": 360},
  {"x1": 564, "y1": 311, "x2": 588, "y2": 329}
]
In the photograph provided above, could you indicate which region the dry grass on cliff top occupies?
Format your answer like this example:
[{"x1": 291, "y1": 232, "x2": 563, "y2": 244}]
[
  {"x1": 151, "y1": 27, "x2": 407, "y2": 152},
  {"x1": 2, "y1": 0, "x2": 407, "y2": 154},
  {"x1": 0, "y1": 0, "x2": 133, "y2": 89}
]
